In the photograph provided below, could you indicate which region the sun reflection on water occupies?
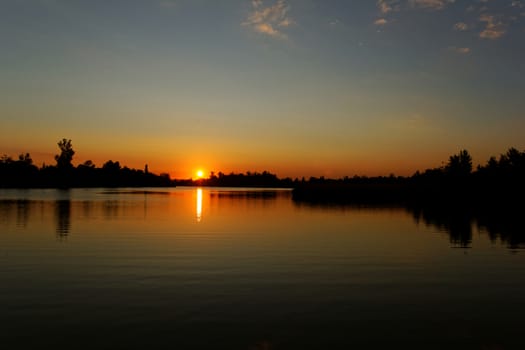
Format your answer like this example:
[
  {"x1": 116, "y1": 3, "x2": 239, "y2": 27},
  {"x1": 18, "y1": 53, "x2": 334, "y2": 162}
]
[{"x1": 196, "y1": 188, "x2": 202, "y2": 222}]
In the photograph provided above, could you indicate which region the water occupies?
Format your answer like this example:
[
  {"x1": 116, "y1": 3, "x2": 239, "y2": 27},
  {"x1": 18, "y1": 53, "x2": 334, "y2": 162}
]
[{"x1": 1, "y1": 188, "x2": 524, "y2": 349}]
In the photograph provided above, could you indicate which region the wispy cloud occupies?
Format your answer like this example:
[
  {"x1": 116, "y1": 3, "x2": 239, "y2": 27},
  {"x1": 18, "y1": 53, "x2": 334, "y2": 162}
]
[
  {"x1": 409, "y1": 0, "x2": 456, "y2": 11},
  {"x1": 479, "y1": 14, "x2": 506, "y2": 39},
  {"x1": 243, "y1": 0, "x2": 294, "y2": 39},
  {"x1": 377, "y1": 0, "x2": 400, "y2": 14},
  {"x1": 374, "y1": 0, "x2": 518, "y2": 43},
  {"x1": 329, "y1": 19, "x2": 341, "y2": 27},
  {"x1": 449, "y1": 46, "x2": 471, "y2": 54},
  {"x1": 376, "y1": 0, "x2": 455, "y2": 24},
  {"x1": 375, "y1": 1, "x2": 399, "y2": 28},
  {"x1": 453, "y1": 22, "x2": 468, "y2": 31}
]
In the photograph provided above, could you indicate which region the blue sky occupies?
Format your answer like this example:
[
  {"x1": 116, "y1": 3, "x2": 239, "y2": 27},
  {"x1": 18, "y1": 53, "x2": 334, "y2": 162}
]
[{"x1": 1, "y1": 0, "x2": 525, "y2": 178}]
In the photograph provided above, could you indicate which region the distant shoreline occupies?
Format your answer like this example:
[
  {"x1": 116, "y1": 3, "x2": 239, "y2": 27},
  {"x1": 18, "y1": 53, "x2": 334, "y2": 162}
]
[{"x1": 2, "y1": 143, "x2": 525, "y2": 200}]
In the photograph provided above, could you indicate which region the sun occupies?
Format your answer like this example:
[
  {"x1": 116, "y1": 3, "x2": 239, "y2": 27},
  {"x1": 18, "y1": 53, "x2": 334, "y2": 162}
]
[{"x1": 196, "y1": 170, "x2": 204, "y2": 178}]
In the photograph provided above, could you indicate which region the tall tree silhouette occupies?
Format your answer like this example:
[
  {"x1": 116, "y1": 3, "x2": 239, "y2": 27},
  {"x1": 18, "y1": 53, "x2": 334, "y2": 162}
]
[
  {"x1": 446, "y1": 149, "x2": 472, "y2": 177},
  {"x1": 55, "y1": 139, "x2": 75, "y2": 169}
]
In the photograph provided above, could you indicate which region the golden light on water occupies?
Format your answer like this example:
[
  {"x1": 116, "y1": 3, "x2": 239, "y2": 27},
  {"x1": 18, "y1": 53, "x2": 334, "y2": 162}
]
[{"x1": 196, "y1": 188, "x2": 203, "y2": 222}]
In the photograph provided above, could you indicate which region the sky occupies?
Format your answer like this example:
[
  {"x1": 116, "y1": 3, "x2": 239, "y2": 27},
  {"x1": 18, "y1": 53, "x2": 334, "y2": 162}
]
[{"x1": 1, "y1": 0, "x2": 525, "y2": 179}]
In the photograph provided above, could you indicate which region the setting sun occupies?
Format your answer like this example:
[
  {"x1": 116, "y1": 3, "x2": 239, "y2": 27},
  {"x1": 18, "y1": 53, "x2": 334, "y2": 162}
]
[{"x1": 196, "y1": 170, "x2": 204, "y2": 178}]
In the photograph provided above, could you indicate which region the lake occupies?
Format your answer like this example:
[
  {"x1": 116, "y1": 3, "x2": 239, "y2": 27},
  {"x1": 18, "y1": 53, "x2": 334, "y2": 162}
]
[{"x1": 1, "y1": 187, "x2": 524, "y2": 349}]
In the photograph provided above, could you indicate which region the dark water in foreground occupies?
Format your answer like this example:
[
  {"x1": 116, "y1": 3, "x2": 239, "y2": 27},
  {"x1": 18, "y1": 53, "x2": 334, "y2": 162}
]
[{"x1": 1, "y1": 188, "x2": 524, "y2": 349}]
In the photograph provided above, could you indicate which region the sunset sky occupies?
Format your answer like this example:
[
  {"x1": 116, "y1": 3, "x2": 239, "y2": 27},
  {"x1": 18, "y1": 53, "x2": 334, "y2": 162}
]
[{"x1": 2, "y1": 0, "x2": 525, "y2": 178}]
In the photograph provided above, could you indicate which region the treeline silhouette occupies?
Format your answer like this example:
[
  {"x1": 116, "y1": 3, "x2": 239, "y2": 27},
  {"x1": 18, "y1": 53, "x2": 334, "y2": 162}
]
[
  {"x1": 291, "y1": 147, "x2": 525, "y2": 248},
  {"x1": 0, "y1": 139, "x2": 173, "y2": 188},
  {"x1": 3, "y1": 140, "x2": 525, "y2": 199},
  {"x1": 292, "y1": 147, "x2": 525, "y2": 206},
  {"x1": 176, "y1": 171, "x2": 295, "y2": 188}
]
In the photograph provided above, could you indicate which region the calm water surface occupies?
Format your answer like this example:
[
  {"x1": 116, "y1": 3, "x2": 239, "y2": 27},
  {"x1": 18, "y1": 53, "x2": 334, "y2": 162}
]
[{"x1": 1, "y1": 188, "x2": 524, "y2": 349}]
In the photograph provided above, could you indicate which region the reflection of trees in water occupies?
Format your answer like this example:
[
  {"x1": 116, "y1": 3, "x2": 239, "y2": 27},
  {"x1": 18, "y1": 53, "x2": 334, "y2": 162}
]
[
  {"x1": 294, "y1": 201, "x2": 525, "y2": 249},
  {"x1": 410, "y1": 205, "x2": 473, "y2": 248},
  {"x1": 1, "y1": 199, "x2": 72, "y2": 237},
  {"x1": 0, "y1": 201, "x2": 9, "y2": 225},
  {"x1": 410, "y1": 204, "x2": 525, "y2": 249},
  {"x1": 55, "y1": 200, "x2": 71, "y2": 238},
  {"x1": 293, "y1": 198, "x2": 524, "y2": 249},
  {"x1": 210, "y1": 191, "x2": 280, "y2": 199},
  {"x1": 476, "y1": 209, "x2": 525, "y2": 250},
  {"x1": 103, "y1": 200, "x2": 120, "y2": 219},
  {"x1": 0, "y1": 200, "x2": 31, "y2": 228},
  {"x1": 81, "y1": 200, "x2": 93, "y2": 219},
  {"x1": 16, "y1": 200, "x2": 30, "y2": 228},
  {"x1": 209, "y1": 190, "x2": 289, "y2": 211},
  {"x1": 0, "y1": 200, "x2": 17, "y2": 226}
]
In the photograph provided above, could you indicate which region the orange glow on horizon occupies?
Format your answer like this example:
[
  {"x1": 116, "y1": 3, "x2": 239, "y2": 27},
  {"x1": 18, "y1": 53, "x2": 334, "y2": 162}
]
[{"x1": 21, "y1": 145, "x2": 481, "y2": 180}]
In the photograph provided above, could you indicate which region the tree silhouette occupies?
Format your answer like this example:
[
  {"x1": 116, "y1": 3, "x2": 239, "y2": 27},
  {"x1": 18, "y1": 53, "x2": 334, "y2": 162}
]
[
  {"x1": 502, "y1": 147, "x2": 525, "y2": 172},
  {"x1": 55, "y1": 139, "x2": 75, "y2": 169},
  {"x1": 102, "y1": 160, "x2": 121, "y2": 172},
  {"x1": 80, "y1": 160, "x2": 95, "y2": 168},
  {"x1": 18, "y1": 153, "x2": 33, "y2": 165},
  {"x1": 446, "y1": 149, "x2": 472, "y2": 177}
]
